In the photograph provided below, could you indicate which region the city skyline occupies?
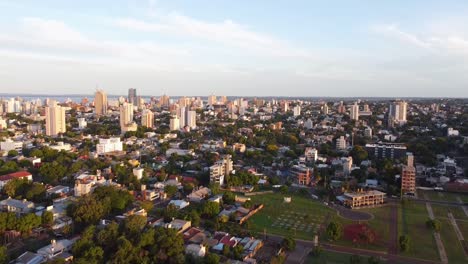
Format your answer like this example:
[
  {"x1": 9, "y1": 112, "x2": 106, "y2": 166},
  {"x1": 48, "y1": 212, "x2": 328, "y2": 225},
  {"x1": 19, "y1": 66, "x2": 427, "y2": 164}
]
[{"x1": 1, "y1": 0, "x2": 468, "y2": 97}]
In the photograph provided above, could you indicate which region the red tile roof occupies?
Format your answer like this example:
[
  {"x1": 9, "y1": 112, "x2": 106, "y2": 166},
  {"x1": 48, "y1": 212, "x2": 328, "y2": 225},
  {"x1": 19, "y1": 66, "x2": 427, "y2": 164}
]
[{"x1": 0, "y1": 171, "x2": 32, "y2": 182}]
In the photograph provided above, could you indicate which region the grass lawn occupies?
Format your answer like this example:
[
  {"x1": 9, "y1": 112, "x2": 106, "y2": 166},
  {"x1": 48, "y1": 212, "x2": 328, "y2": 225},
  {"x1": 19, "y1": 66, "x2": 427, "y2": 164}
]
[
  {"x1": 431, "y1": 204, "x2": 467, "y2": 220},
  {"x1": 329, "y1": 206, "x2": 392, "y2": 252},
  {"x1": 399, "y1": 201, "x2": 440, "y2": 261},
  {"x1": 248, "y1": 193, "x2": 333, "y2": 241},
  {"x1": 438, "y1": 219, "x2": 468, "y2": 264},
  {"x1": 456, "y1": 220, "x2": 468, "y2": 239},
  {"x1": 418, "y1": 190, "x2": 468, "y2": 203}
]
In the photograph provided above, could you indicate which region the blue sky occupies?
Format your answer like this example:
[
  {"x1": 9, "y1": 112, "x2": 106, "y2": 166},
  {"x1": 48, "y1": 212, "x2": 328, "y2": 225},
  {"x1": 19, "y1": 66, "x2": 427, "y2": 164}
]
[{"x1": 0, "y1": 0, "x2": 468, "y2": 97}]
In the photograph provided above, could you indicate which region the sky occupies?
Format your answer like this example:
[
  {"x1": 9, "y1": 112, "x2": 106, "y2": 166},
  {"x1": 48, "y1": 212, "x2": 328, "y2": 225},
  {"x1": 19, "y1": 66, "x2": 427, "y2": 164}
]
[{"x1": 0, "y1": 0, "x2": 468, "y2": 97}]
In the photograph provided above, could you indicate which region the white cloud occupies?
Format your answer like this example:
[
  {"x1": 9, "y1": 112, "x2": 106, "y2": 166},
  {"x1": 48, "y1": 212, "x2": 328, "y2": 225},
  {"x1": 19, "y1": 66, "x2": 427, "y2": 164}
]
[
  {"x1": 372, "y1": 24, "x2": 468, "y2": 54},
  {"x1": 0, "y1": 17, "x2": 191, "y2": 66},
  {"x1": 114, "y1": 13, "x2": 311, "y2": 58}
]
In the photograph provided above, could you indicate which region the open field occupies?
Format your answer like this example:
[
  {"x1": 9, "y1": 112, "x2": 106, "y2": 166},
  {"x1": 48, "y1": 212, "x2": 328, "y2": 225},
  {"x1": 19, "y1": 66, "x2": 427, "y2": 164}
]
[
  {"x1": 399, "y1": 201, "x2": 440, "y2": 261},
  {"x1": 249, "y1": 193, "x2": 333, "y2": 240},
  {"x1": 417, "y1": 190, "x2": 468, "y2": 203},
  {"x1": 431, "y1": 203, "x2": 467, "y2": 220},
  {"x1": 438, "y1": 218, "x2": 467, "y2": 264},
  {"x1": 330, "y1": 206, "x2": 392, "y2": 251},
  {"x1": 305, "y1": 251, "x2": 372, "y2": 264}
]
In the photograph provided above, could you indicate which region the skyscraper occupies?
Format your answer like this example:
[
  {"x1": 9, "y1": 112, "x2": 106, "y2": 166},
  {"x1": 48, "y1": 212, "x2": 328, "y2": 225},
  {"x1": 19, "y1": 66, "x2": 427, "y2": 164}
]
[
  {"x1": 322, "y1": 103, "x2": 329, "y2": 115},
  {"x1": 141, "y1": 109, "x2": 154, "y2": 128},
  {"x1": 94, "y1": 90, "x2": 107, "y2": 116},
  {"x1": 45, "y1": 102, "x2": 66, "y2": 136},
  {"x1": 389, "y1": 101, "x2": 407, "y2": 125},
  {"x1": 350, "y1": 102, "x2": 359, "y2": 121},
  {"x1": 120, "y1": 102, "x2": 136, "y2": 132},
  {"x1": 128, "y1": 88, "x2": 137, "y2": 105},
  {"x1": 401, "y1": 152, "x2": 416, "y2": 195},
  {"x1": 186, "y1": 110, "x2": 197, "y2": 129},
  {"x1": 169, "y1": 115, "x2": 180, "y2": 131},
  {"x1": 159, "y1": 94, "x2": 170, "y2": 108},
  {"x1": 208, "y1": 94, "x2": 217, "y2": 105},
  {"x1": 293, "y1": 105, "x2": 301, "y2": 116},
  {"x1": 178, "y1": 106, "x2": 186, "y2": 128}
]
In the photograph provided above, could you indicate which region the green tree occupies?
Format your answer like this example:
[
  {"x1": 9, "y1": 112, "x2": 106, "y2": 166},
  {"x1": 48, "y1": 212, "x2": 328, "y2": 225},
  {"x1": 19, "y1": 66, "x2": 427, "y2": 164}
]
[
  {"x1": 189, "y1": 210, "x2": 201, "y2": 227},
  {"x1": 151, "y1": 227, "x2": 185, "y2": 264},
  {"x1": 202, "y1": 201, "x2": 220, "y2": 218},
  {"x1": 311, "y1": 245, "x2": 323, "y2": 257},
  {"x1": 164, "y1": 185, "x2": 178, "y2": 197},
  {"x1": 0, "y1": 246, "x2": 8, "y2": 264},
  {"x1": 122, "y1": 215, "x2": 147, "y2": 241},
  {"x1": 41, "y1": 211, "x2": 54, "y2": 226},
  {"x1": 426, "y1": 219, "x2": 441, "y2": 232},
  {"x1": 279, "y1": 185, "x2": 289, "y2": 195},
  {"x1": 7, "y1": 149, "x2": 18, "y2": 157},
  {"x1": 399, "y1": 235, "x2": 410, "y2": 252},
  {"x1": 204, "y1": 253, "x2": 220, "y2": 264},
  {"x1": 222, "y1": 191, "x2": 235, "y2": 205},
  {"x1": 68, "y1": 195, "x2": 106, "y2": 227},
  {"x1": 281, "y1": 237, "x2": 296, "y2": 251},
  {"x1": 112, "y1": 236, "x2": 139, "y2": 264},
  {"x1": 326, "y1": 221, "x2": 342, "y2": 241}
]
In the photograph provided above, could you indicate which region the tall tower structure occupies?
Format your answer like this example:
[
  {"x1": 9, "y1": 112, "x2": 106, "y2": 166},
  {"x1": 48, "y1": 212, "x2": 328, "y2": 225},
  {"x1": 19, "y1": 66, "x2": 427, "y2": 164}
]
[
  {"x1": 94, "y1": 90, "x2": 108, "y2": 116},
  {"x1": 45, "y1": 102, "x2": 66, "y2": 136},
  {"x1": 141, "y1": 109, "x2": 154, "y2": 128},
  {"x1": 401, "y1": 152, "x2": 416, "y2": 195},
  {"x1": 350, "y1": 102, "x2": 359, "y2": 121},
  {"x1": 120, "y1": 102, "x2": 134, "y2": 131},
  {"x1": 128, "y1": 88, "x2": 137, "y2": 105}
]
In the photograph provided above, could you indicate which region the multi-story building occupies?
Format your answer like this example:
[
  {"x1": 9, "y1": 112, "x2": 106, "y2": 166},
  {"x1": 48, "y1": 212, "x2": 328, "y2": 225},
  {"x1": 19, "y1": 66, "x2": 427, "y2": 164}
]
[
  {"x1": 293, "y1": 105, "x2": 301, "y2": 117},
  {"x1": 0, "y1": 138, "x2": 23, "y2": 152},
  {"x1": 389, "y1": 100, "x2": 407, "y2": 125},
  {"x1": 290, "y1": 165, "x2": 312, "y2": 186},
  {"x1": 186, "y1": 110, "x2": 196, "y2": 129},
  {"x1": 366, "y1": 143, "x2": 407, "y2": 160},
  {"x1": 340, "y1": 190, "x2": 385, "y2": 209},
  {"x1": 94, "y1": 90, "x2": 108, "y2": 116},
  {"x1": 341, "y1": 156, "x2": 353, "y2": 176},
  {"x1": 128, "y1": 88, "x2": 137, "y2": 105},
  {"x1": 0, "y1": 197, "x2": 35, "y2": 214},
  {"x1": 141, "y1": 109, "x2": 154, "y2": 128},
  {"x1": 45, "y1": 102, "x2": 66, "y2": 136},
  {"x1": 169, "y1": 115, "x2": 180, "y2": 131},
  {"x1": 208, "y1": 94, "x2": 217, "y2": 105},
  {"x1": 159, "y1": 94, "x2": 170, "y2": 108},
  {"x1": 322, "y1": 103, "x2": 329, "y2": 115},
  {"x1": 96, "y1": 137, "x2": 123, "y2": 155},
  {"x1": 401, "y1": 152, "x2": 416, "y2": 195},
  {"x1": 120, "y1": 102, "x2": 137, "y2": 132},
  {"x1": 350, "y1": 102, "x2": 359, "y2": 121},
  {"x1": 209, "y1": 155, "x2": 233, "y2": 186},
  {"x1": 77, "y1": 117, "x2": 87, "y2": 129},
  {"x1": 337, "y1": 101, "x2": 346, "y2": 114},
  {"x1": 336, "y1": 136, "x2": 347, "y2": 150},
  {"x1": 304, "y1": 147, "x2": 318, "y2": 162}
]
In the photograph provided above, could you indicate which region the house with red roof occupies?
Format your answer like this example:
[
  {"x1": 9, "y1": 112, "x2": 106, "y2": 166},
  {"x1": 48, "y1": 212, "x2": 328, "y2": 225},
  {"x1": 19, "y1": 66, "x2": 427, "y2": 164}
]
[{"x1": 0, "y1": 171, "x2": 33, "y2": 190}]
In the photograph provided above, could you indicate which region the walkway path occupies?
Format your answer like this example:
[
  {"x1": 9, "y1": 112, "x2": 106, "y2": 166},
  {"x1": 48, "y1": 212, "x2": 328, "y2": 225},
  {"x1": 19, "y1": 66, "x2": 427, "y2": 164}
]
[
  {"x1": 456, "y1": 196, "x2": 468, "y2": 217},
  {"x1": 447, "y1": 212, "x2": 468, "y2": 258},
  {"x1": 425, "y1": 195, "x2": 448, "y2": 264}
]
